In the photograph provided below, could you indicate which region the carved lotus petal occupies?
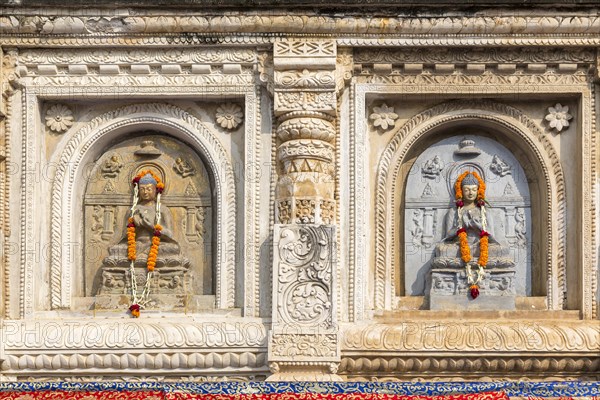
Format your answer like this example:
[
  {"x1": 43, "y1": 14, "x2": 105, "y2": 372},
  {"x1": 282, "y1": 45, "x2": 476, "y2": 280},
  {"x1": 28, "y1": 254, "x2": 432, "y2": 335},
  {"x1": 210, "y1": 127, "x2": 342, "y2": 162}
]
[
  {"x1": 216, "y1": 103, "x2": 243, "y2": 130},
  {"x1": 45, "y1": 104, "x2": 74, "y2": 133},
  {"x1": 545, "y1": 103, "x2": 573, "y2": 133}
]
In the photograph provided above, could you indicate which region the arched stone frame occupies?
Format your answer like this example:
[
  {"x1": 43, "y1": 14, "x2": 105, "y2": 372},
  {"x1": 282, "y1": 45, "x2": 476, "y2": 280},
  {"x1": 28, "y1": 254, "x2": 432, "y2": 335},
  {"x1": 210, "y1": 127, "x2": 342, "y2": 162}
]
[
  {"x1": 374, "y1": 100, "x2": 567, "y2": 312},
  {"x1": 50, "y1": 103, "x2": 237, "y2": 310}
]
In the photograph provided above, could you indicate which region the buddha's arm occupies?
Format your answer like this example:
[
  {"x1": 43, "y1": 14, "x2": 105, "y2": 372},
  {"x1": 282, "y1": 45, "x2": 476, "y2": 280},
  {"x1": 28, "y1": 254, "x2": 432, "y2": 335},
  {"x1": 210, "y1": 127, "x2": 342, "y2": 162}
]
[
  {"x1": 442, "y1": 208, "x2": 458, "y2": 240},
  {"x1": 159, "y1": 205, "x2": 176, "y2": 240}
]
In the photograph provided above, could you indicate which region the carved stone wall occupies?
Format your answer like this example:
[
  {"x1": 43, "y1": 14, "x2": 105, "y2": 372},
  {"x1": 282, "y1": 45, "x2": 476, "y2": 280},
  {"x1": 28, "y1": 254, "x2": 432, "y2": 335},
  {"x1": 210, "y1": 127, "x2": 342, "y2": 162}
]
[{"x1": 0, "y1": 4, "x2": 598, "y2": 382}]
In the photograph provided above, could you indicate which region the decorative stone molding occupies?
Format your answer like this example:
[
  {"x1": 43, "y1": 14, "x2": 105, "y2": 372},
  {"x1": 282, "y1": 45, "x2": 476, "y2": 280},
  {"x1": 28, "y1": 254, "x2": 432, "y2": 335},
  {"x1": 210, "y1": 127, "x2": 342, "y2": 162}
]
[
  {"x1": 0, "y1": 47, "x2": 16, "y2": 318},
  {"x1": 268, "y1": 225, "x2": 340, "y2": 381},
  {"x1": 2, "y1": 14, "x2": 600, "y2": 40},
  {"x1": 354, "y1": 48, "x2": 596, "y2": 65},
  {"x1": 49, "y1": 103, "x2": 237, "y2": 311},
  {"x1": 339, "y1": 320, "x2": 600, "y2": 379},
  {"x1": 17, "y1": 48, "x2": 257, "y2": 65},
  {"x1": 339, "y1": 356, "x2": 599, "y2": 380},
  {"x1": 1, "y1": 319, "x2": 269, "y2": 380},
  {"x1": 13, "y1": 47, "x2": 257, "y2": 90},
  {"x1": 373, "y1": 100, "x2": 566, "y2": 312},
  {"x1": 363, "y1": 71, "x2": 590, "y2": 86}
]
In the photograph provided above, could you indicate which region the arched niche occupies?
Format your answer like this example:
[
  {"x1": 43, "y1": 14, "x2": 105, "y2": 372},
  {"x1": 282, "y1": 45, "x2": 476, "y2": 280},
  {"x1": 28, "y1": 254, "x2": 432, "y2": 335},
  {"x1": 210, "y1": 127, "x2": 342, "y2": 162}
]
[
  {"x1": 50, "y1": 103, "x2": 237, "y2": 311},
  {"x1": 83, "y1": 133, "x2": 214, "y2": 302},
  {"x1": 403, "y1": 134, "x2": 532, "y2": 299},
  {"x1": 374, "y1": 100, "x2": 566, "y2": 311}
]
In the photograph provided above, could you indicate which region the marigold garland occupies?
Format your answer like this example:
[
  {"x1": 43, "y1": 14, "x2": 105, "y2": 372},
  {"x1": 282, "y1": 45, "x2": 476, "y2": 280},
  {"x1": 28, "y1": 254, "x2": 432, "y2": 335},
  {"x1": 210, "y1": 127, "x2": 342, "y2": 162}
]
[
  {"x1": 454, "y1": 171, "x2": 489, "y2": 299},
  {"x1": 127, "y1": 169, "x2": 164, "y2": 317}
]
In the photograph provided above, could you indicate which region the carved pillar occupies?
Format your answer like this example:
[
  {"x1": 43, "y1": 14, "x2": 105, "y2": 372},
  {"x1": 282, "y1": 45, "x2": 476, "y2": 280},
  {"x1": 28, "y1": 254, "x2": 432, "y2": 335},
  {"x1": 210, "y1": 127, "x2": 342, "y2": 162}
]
[
  {"x1": 268, "y1": 39, "x2": 341, "y2": 380},
  {"x1": 0, "y1": 47, "x2": 15, "y2": 320}
]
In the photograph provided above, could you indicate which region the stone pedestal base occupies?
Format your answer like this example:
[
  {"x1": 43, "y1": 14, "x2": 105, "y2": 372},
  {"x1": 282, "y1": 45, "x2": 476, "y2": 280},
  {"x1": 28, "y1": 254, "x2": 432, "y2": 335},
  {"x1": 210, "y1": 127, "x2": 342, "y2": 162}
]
[
  {"x1": 94, "y1": 294, "x2": 215, "y2": 312},
  {"x1": 99, "y1": 261, "x2": 192, "y2": 295},
  {"x1": 429, "y1": 267, "x2": 516, "y2": 311}
]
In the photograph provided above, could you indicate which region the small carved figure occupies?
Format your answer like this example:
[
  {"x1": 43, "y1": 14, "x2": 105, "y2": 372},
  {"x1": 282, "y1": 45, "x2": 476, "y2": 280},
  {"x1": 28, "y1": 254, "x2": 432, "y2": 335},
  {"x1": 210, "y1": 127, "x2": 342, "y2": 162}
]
[
  {"x1": 421, "y1": 155, "x2": 443, "y2": 179},
  {"x1": 173, "y1": 157, "x2": 196, "y2": 177},
  {"x1": 514, "y1": 208, "x2": 527, "y2": 247},
  {"x1": 490, "y1": 154, "x2": 512, "y2": 177},
  {"x1": 101, "y1": 155, "x2": 123, "y2": 178}
]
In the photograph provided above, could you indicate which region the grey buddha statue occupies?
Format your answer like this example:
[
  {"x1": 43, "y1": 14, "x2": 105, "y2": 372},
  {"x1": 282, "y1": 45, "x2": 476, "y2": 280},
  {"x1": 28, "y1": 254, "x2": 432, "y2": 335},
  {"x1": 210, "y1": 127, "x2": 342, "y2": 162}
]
[
  {"x1": 434, "y1": 173, "x2": 510, "y2": 265},
  {"x1": 429, "y1": 170, "x2": 516, "y2": 308}
]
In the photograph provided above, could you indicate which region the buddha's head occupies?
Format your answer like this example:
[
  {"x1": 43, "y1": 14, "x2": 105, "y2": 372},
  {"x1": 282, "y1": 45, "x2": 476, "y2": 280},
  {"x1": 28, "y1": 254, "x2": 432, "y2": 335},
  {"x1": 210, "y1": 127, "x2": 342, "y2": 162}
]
[
  {"x1": 461, "y1": 173, "x2": 479, "y2": 203},
  {"x1": 138, "y1": 173, "x2": 158, "y2": 202}
]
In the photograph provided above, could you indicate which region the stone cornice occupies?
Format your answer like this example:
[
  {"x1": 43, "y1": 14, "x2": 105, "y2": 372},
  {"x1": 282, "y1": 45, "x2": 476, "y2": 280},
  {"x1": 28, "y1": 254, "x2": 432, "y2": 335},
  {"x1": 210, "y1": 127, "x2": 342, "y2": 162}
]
[{"x1": 1, "y1": 14, "x2": 600, "y2": 43}]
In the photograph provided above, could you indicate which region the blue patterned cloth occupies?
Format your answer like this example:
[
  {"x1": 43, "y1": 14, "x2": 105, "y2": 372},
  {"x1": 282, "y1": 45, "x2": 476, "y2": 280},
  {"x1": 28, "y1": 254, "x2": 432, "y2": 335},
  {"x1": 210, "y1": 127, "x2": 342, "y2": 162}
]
[{"x1": 0, "y1": 381, "x2": 598, "y2": 396}]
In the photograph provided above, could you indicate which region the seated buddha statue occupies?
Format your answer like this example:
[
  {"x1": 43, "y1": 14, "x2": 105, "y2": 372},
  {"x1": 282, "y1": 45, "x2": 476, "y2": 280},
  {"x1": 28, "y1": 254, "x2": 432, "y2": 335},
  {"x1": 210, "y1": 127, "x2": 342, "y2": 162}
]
[
  {"x1": 433, "y1": 172, "x2": 511, "y2": 267},
  {"x1": 107, "y1": 173, "x2": 180, "y2": 259},
  {"x1": 98, "y1": 172, "x2": 190, "y2": 295}
]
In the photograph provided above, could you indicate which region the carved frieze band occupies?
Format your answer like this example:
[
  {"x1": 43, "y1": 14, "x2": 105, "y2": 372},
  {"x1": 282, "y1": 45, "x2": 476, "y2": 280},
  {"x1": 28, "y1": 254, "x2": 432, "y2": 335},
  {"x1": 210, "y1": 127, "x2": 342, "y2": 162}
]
[
  {"x1": 2, "y1": 319, "x2": 268, "y2": 375},
  {"x1": 2, "y1": 14, "x2": 600, "y2": 39},
  {"x1": 339, "y1": 356, "x2": 599, "y2": 378},
  {"x1": 341, "y1": 321, "x2": 600, "y2": 352},
  {"x1": 354, "y1": 48, "x2": 596, "y2": 64},
  {"x1": 18, "y1": 48, "x2": 256, "y2": 65}
]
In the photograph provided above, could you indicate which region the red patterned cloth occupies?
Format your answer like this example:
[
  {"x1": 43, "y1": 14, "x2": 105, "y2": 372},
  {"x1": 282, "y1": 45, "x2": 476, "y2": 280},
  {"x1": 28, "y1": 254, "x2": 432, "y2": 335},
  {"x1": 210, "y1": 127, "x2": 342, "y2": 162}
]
[{"x1": 0, "y1": 390, "x2": 510, "y2": 400}]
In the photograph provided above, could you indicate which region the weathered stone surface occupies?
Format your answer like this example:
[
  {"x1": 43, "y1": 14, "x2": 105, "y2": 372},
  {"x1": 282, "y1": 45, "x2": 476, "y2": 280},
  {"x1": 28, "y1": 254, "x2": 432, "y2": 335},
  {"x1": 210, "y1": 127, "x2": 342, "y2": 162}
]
[{"x1": 0, "y1": 5, "x2": 598, "y2": 383}]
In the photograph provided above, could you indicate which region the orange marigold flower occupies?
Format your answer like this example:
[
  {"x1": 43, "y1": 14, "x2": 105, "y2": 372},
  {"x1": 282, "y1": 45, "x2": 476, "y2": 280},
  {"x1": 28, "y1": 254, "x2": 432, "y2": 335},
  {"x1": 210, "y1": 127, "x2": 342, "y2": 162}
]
[
  {"x1": 479, "y1": 235, "x2": 489, "y2": 266},
  {"x1": 458, "y1": 231, "x2": 471, "y2": 263}
]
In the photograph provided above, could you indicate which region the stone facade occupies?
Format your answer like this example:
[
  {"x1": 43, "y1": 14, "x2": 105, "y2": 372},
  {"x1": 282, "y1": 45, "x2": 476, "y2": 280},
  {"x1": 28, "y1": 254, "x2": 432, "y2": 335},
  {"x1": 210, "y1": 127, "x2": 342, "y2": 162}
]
[{"x1": 0, "y1": 1, "x2": 598, "y2": 382}]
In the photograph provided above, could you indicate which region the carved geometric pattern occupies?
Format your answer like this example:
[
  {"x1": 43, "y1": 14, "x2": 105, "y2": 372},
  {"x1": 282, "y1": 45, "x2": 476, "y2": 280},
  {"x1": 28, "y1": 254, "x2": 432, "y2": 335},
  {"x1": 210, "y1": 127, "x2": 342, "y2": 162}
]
[
  {"x1": 277, "y1": 200, "x2": 292, "y2": 224},
  {"x1": 275, "y1": 92, "x2": 336, "y2": 113},
  {"x1": 295, "y1": 199, "x2": 316, "y2": 224},
  {"x1": 274, "y1": 41, "x2": 336, "y2": 57},
  {"x1": 275, "y1": 70, "x2": 335, "y2": 89}
]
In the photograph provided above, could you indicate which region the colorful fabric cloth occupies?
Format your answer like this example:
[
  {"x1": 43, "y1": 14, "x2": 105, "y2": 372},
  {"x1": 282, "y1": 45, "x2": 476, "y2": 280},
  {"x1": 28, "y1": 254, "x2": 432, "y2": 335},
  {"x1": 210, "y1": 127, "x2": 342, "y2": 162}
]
[
  {"x1": 0, "y1": 391, "x2": 510, "y2": 400},
  {"x1": 0, "y1": 382, "x2": 598, "y2": 399}
]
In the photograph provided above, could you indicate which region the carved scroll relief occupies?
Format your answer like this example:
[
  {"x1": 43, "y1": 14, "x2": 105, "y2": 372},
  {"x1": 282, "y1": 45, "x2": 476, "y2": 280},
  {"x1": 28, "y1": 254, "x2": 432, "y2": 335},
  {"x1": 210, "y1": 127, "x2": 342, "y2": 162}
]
[{"x1": 268, "y1": 225, "x2": 339, "y2": 373}]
